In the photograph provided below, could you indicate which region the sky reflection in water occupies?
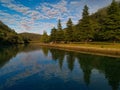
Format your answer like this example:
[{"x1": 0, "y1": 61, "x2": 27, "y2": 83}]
[{"x1": 0, "y1": 45, "x2": 120, "y2": 90}]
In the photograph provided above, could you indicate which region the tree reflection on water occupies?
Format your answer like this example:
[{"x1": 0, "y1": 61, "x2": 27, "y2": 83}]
[{"x1": 0, "y1": 45, "x2": 120, "y2": 90}]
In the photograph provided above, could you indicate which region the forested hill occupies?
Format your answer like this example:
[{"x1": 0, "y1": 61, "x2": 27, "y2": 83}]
[
  {"x1": 19, "y1": 33, "x2": 41, "y2": 42},
  {"x1": 0, "y1": 21, "x2": 29, "y2": 45},
  {"x1": 0, "y1": 21, "x2": 15, "y2": 33},
  {"x1": 48, "y1": 0, "x2": 120, "y2": 43}
]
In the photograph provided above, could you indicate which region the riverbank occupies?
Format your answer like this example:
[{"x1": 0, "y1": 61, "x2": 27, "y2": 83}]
[{"x1": 32, "y1": 42, "x2": 120, "y2": 58}]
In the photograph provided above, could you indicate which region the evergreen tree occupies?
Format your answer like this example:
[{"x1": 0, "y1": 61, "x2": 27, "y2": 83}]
[
  {"x1": 72, "y1": 25, "x2": 79, "y2": 42},
  {"x1": 91, "y1": 7, "x2": 108, "y2": 41},
  {"x1": 82, "y1": 5, "x2": 89, "y2": 19},
  {"x1": 49, "y1": 1, "x2": 120, "y2": 42},
  {"x1": 50, "y1": 27, "x2": 57, "y2": 43},
  {"x1": 103, "y1": 0, "x2": 120, "y2": 41},
  {"x1": 41, "y1": 31, "x2": 49, "y2": 43},
  {"x1": 56, "y1": 19, "x2": 64, "y2": 42},
  {"x1": 58, "y1": 19, "x2": 62, "y2": 31},
  {"x1": 78, "y1": 5, "x2": 94, "y2": 42},
  {"x1": 119, "y1": 2, "x2": 120, "y2": 8},
  {"x1": 65, "y1": 18, "x2": 73, "y2": 42}
]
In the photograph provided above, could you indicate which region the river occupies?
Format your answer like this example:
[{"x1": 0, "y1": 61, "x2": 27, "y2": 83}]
[{"x1": 0, "y1": 44, "x2": 120, "y2": 90}]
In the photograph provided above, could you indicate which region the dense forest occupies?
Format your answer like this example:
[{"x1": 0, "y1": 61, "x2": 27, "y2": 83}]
[{"x1": 42, "y1": 0, "x2": 120, "y2": 43}]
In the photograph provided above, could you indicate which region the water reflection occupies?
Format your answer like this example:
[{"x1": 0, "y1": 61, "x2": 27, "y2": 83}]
[
  {"x1": 0, "y1": 45, "x2": 120, "y2": 90},
  {"x1": 0, "y1": 46, "x2": 20, "y2": 68},
  {"x1": 49, "y1": 48, "x2": 120, "y2": 90},
  {"x1": 0, "y1": 45, "x2": 41, "y2": 69},
  {"x1": 78, "y1": 54, "x2": 120, "y2": 90}
]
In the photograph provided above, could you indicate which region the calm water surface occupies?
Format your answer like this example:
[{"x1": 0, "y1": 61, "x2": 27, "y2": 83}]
[{"x1": 0, "y1": 45, "x2": 120, "y2": 90}]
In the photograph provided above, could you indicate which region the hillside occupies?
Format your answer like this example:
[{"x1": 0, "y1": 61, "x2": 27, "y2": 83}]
[
  {"x1": 19, "y1": 32, "x2": 41, "y2": 42},
  {"x1": 0, "y1": 21, "x2": 25, "y2": 45},
  {"x1": 0, "y1": 21, "x2": 42, "y2": 45}
]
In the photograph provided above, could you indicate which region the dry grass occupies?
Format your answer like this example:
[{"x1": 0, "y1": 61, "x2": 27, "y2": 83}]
[
  {"x1": 32, "y1": 42, "x2": 120, "y2": 57},
  {"x1": 58, "y1": 42, "x2": 120, "y2": 49}
]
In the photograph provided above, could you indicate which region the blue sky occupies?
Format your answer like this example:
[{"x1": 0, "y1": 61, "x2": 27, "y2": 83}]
[{"x1": 0, "y1": 0, "x2": 113, "y2": 34}]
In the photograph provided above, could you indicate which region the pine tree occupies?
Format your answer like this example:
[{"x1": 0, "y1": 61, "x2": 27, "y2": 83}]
[
  {"x1": 41, "y1": 31, "x2": 49, "y2": 43},
  {"x1": 119, "y1": 2, "x2": 120, "y2": 8},
  {"x1": 78, "y1": 5, "x2": 93, "y2": 42},
  {"x1": 50, "y1": 27, "x2": 57, "y2": 43},
  {"x1": 82, "y1": 5, "x2": 89, "y2": 19},
  {"x1": 65, "y1": 18, "x2": 73, "y2": 42},
  {"x1": 56, "y1": 19, "x2": 64, "y2": 42},
  {"x1": 103, "y1": 0, "x2": 120, "y2": 41},
  {"x1": 58, "y1": 19, "x2": 62, "y2": 31}
]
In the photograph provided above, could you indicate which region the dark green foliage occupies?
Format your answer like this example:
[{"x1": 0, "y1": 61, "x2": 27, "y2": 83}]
[
  {"x1": 49, "y1": 0, "x2": 120, "y2": 43},
  {"x1": 82, "y1": 5, "x2": 89, "y2": 19},
  {"x1": 47, "y1": 20, "x2": 65, "y2": 43},
  {"x1": 102, "y1": 0, "x2": 120, "y2": 41},
  {"x1": 90, "y1": 7, "x2": 107, "y2": 41},
  {"x1": 50, "y1": 27, "x2": 57, "y2": 43},
  {"x1": 77, "y1": 5, "x2": 94, "y2": 42},
  {"x1": 0, "y1": 21, "x2": 26, "y2": 45},
  {"x1": 58, "y1": 19, "x2": 62, "y2": 31},
  {"x1": 65, "y1": 18, "x2": 73, "y2": 42},
  {"x1": 41, "y1": 31, "x2": 49, "y2": 43},
  {"x1": 56, "y1": 19, "x2": 64, "y2": 42}
]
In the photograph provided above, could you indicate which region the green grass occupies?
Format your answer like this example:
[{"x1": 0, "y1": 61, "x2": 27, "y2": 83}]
[
  {"x1": 31, "y1": 42, "x2": 120, "y2": 57},
  {"x1": 57, "y1": 42, "x2": 120, "y2": 49}
]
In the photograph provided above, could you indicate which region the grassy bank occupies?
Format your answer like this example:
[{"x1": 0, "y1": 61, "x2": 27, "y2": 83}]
[{"x1": 31, "y1": 42, "x2": 120, "y2": 58}]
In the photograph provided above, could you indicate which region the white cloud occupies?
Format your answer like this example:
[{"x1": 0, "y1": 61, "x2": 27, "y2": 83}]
[
  {"x1": 0, "y1": 0, "x2": 45, "y2": 20},
  {"x1": 0, "y1": 0, "x2": 80, "y2": 34},
  {"x1": 0, "y1": 10, "x2": 53, "y2": 34},
  {"x1": 0, "y1": 0, "x2": 54, "y2": 34},
  {"x1": 0, "y1": 0, "x2": 113, "y2": 34},
  {"x1": 0, "y1": 0, "x2": 69, "y2": 20},
  {"x1": 0, "y1": 0, "x2": 29, "y2": 14},
  {"x1": 0, "y1": 10, "x2": 21, "y2": 25},
  {"x1": 0, "y1": 0, "x2": 12, "y2": 3},
  {"x1": 36, "y1": 0, "x2": 69, "y2": 19}
]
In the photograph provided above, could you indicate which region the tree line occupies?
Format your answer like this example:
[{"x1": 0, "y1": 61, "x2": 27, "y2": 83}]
[{"x1": 41, "y1": 0, "x2": 120, "y2": 43}]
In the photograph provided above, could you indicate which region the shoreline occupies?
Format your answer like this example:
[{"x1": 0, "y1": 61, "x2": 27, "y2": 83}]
[{"x1": 33, "y1": 43, "x2": 120, "y2": 58}]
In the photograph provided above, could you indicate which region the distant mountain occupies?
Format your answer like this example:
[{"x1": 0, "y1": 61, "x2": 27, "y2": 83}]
[{"x1": 19, "y1": 32, "x2": 41, "y2": 42}]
